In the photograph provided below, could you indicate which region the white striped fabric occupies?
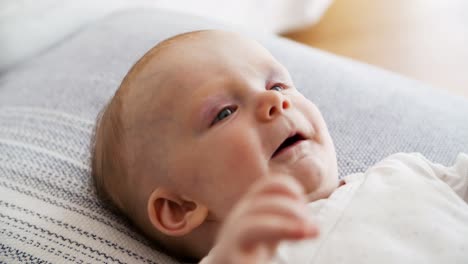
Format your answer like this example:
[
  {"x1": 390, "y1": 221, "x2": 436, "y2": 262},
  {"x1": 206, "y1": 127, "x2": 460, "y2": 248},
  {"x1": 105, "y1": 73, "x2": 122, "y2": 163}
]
[{"x1": 0, "y1": 107, "x2": 183, "y2": 264}]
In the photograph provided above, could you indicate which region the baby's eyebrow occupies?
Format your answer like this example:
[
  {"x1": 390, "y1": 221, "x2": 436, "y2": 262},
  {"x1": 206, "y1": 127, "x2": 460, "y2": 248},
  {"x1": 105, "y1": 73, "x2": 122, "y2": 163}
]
[
  {"x1": 267, "y1": 66, "x2": 290, "y2": 83},
  {"x1": 197, "y1": 94, "x2": 228, "y2": 126}
]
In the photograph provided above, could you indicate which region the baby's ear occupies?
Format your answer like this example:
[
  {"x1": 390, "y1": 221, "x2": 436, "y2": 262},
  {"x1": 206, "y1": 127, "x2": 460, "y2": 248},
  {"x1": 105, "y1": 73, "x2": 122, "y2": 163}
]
[{"x1": 147, "y1": 188, "x2": 208, "y2": 237}]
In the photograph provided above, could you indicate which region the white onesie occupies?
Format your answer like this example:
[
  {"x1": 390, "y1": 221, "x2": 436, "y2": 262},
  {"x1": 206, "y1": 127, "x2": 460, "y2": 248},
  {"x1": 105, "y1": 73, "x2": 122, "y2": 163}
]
[{"x1": 273, "y1": 152, "x2": 468, "y2": 264}]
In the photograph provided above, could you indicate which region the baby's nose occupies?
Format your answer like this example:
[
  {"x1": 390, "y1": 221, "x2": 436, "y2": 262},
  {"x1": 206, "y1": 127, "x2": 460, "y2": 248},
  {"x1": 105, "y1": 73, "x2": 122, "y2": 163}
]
[{"x1": 255, "y1": 91, "x2": 290, "y2": 122}]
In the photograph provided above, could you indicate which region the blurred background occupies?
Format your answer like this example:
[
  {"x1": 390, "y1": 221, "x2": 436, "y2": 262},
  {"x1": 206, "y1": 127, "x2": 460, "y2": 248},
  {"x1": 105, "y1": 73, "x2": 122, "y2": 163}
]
[
  {"x1": 1, "y1": 0, "x2": 467, "y2": 98},
  {"x1": 282, "y1": 0, "x2": 468, "y2": 98}
]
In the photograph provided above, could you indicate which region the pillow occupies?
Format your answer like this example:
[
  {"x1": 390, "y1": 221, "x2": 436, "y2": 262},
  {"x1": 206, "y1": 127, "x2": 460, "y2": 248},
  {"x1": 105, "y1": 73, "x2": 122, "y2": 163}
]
[{"x1": 1, "y1": 8, "x2": 467, "y2": 263}]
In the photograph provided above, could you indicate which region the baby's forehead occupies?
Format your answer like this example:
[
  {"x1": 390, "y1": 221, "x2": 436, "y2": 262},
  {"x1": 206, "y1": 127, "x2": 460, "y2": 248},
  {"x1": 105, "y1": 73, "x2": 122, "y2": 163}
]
[
  {"x1": 155, "y1": 31, "x2": 275, "y2": 70},
  {"x1": 136, "y1": 33, "x2": 276, "y2": 88},
  {"x1": 124, "y1": 30, "x2": 287, "y2": 124}
]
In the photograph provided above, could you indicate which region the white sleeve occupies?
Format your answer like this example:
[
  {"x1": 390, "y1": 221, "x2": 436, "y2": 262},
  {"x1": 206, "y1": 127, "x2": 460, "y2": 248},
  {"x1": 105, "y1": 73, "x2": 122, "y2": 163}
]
[{"x1": 412, "y1": 153, "x2": 468, "y2": 203}]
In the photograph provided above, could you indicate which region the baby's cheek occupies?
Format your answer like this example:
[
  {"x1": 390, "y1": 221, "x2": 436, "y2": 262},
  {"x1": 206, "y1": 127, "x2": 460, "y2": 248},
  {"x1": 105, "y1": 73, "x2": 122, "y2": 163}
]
[{"x1": 228, "y1": 137, "x2": 263, "y2": 172}]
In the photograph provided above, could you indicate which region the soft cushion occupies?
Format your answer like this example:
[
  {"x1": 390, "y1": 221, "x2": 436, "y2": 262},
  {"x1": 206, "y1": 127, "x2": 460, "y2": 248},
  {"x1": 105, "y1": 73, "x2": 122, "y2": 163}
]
[{"x1": 1, "y1": 8, "x2": 467, "y2": 263}]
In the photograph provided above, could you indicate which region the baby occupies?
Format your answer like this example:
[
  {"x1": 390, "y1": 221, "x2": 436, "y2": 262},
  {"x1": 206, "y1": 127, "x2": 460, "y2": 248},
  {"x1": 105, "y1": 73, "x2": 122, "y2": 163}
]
[{"x1": 92, "y1": 30, "x2": 468, "y2": 263}]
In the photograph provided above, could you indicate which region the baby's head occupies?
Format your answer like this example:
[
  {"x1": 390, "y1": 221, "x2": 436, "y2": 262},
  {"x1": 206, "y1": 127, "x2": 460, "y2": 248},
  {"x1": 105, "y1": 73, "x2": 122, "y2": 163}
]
[{"x1": 92, "y1": 30, "x2": 338, "y2": 260}]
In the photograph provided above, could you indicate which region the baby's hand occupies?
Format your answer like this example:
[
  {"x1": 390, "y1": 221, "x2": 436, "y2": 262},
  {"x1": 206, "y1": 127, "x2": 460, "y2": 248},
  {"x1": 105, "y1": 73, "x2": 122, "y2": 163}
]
[{"x1": 204, "y1": 176, "x2": 318, "y2": 264}]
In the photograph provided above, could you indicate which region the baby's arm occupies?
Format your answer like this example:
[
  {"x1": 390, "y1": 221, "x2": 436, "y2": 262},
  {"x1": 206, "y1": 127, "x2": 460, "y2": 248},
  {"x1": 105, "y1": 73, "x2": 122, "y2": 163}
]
[
  {"x1": 200, "y1": 176, "x2": 318, "y2": 264},
  {"x1": 411, "y1": 153, "x2": 468, "y2": 202}
]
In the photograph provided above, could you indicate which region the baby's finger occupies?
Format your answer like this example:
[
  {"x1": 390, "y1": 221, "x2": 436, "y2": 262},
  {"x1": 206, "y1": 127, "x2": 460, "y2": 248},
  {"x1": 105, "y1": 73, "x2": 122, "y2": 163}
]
[
  {"x1": 244, "y1": 196, "x2": 309, "y2": 222},
  {"x1": 239, "y1": 215, "x2": 319, "y2": 251}
]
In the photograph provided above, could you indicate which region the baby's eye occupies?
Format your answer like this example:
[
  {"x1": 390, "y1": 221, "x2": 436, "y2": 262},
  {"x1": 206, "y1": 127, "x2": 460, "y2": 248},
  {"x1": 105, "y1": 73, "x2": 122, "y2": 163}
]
[
  {"x1": 270, "y1": 84, "x2": 284, "y2": 92},
  {"x1": 212, "y1": 106, "x2": 236, "y2": 125}
]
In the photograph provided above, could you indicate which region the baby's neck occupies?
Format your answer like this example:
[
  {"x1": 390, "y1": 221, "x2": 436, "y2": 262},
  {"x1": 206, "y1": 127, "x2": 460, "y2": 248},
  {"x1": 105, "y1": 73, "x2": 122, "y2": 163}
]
[
  {"x1": 306, "y1": 180, "x2": 345, "y2": 202},
  {"x1": 184, "y1": 218, "x2": 220, "y2": 260}
]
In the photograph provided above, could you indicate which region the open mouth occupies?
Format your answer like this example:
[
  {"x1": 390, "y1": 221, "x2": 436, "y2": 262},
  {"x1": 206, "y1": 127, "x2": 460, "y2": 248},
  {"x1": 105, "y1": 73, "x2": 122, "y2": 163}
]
[{"x1": 272, "y1": 133, "x2": 306, "y2": 158}]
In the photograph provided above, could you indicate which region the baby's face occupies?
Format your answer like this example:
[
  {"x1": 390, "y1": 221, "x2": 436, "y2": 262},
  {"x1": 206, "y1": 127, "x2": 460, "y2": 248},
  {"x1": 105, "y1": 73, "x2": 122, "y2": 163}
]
[{"x1": 134, "y1": 31, "x2": 338, "y2": 220}]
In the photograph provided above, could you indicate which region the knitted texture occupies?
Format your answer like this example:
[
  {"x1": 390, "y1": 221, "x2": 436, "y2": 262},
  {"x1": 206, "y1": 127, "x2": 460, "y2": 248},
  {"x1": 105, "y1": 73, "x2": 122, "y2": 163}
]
[
  {"x1": 1, "y1": 8, "x2": 468, "y2": 263},
  {"x1": 0, "y1": 107, "x2": 181, "y2": 263}
]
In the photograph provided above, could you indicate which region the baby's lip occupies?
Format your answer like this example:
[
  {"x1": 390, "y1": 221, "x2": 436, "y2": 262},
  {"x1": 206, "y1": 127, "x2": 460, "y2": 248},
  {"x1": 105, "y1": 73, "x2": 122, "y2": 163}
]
[{"x1": 271, "y1": 131, "x2": 307, "y2": 159}]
